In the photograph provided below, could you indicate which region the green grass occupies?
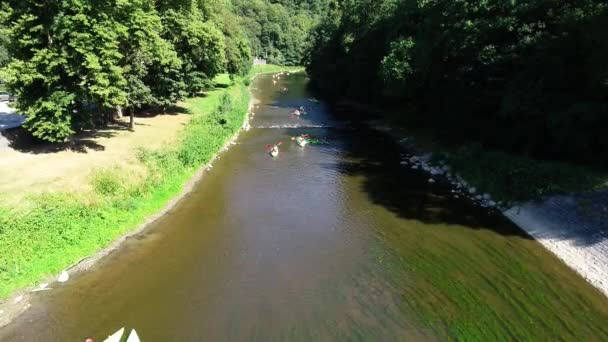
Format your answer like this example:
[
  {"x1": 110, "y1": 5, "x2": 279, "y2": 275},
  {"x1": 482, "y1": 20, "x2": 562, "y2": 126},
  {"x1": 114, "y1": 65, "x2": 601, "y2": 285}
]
[
  {"x1": 248, "y1": 64, "x2": 304, "y2": 77},
  {"x1": 0, "y1": 65, "x2": 295, "y2": 300},
  {"x1": 438, "y1": 143, "x2": 607, "y2": 204},
  {"x1": 382, "y1": 112, "x2": 608, "y2": 204}
]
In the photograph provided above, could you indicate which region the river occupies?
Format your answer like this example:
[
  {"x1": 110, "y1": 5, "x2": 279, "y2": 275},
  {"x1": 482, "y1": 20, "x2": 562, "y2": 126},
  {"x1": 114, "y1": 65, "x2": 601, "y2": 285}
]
[{"x1": 2, "y1": 73, "x2": 608, "y2": 341}]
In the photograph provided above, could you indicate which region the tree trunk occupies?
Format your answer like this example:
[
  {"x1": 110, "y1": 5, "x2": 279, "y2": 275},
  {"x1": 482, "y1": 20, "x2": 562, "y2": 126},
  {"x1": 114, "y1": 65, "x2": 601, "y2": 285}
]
[{"x1": 129, "y1": 108, "x2": 134, "y2": 130}]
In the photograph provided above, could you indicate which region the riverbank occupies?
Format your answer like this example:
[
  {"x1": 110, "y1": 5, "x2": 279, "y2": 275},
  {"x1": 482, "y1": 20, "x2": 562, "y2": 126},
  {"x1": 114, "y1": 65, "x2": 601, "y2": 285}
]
[
  {"x1": 360, "y1": 113, "x2": 608, "y2": 298},
  {"x1": 0, "y1": 65, "x2": 300, "y2": 326}
]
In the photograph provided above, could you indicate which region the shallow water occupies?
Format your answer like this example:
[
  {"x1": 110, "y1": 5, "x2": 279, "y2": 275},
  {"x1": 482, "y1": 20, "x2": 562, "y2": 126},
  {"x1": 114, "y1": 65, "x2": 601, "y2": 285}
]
[{"x1": 2, "y1": 74, "x2": 608, "y2": 341}]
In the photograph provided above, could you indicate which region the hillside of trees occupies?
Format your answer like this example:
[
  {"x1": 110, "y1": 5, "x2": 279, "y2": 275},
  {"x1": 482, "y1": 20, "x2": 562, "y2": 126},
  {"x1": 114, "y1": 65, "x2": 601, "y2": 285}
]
[
  {"x1": 308, "y1": 0, "x2": 608, "y2": 163},
  {"x1": 0, "y1": 0, "x2": 327, "y2": 142},
  {"x1": 233, "y1": 0, "x2": 329, "y2": 65}
]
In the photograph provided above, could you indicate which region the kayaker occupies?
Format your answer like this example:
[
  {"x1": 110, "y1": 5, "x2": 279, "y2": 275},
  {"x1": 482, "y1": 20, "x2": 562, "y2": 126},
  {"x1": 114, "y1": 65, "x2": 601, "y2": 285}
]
[
  {"x1": 266, "y1": 142, "x2": 282, "y2": 157},
  {"x1": 291, "y1": 109, "x2": 301, "y2": 116}
]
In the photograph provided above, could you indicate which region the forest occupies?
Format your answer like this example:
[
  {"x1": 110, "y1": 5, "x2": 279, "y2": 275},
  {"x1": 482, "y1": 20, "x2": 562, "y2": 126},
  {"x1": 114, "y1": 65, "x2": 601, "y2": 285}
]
[
  {"x1": 0, "y1": 0, "x2": 327, "y2": 142},
  {"x1": 2, "y1": 0, "x2": 607, "y2": 163},
  {"x1": 308, "y1": 0, "x2": 608, "y2": 164}
]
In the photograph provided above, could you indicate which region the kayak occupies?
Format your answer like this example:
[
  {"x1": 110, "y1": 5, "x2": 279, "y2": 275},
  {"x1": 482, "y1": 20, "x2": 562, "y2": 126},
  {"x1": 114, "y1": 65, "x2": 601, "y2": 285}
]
[
  {"x1": 296, "y1": 137, "x2": 308, "y2": 147},
  {"x1": 266, "y1": 142, "x2": 282, "y2": 158}
]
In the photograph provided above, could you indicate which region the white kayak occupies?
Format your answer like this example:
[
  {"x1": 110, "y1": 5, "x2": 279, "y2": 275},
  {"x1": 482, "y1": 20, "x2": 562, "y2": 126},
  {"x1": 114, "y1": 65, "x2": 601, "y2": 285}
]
[{"x1": 296, "y1": 137, "x2": 308, "y2": 147}]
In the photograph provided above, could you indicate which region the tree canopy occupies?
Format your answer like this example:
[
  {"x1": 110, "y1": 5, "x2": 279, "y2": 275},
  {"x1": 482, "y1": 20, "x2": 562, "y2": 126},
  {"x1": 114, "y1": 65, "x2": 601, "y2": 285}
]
[
  {"x1": 308, "y1": 0, "x2": 608, "y2": 163},
  {"x1": 233, "y1": 0, "x2": 329, "y2": 65},
  {"x1": 0, "y1": 0, "x2": 254, "y2": 142},
  {"x1": 0, "y1": 0, "x2": 334, "y2": 142}
]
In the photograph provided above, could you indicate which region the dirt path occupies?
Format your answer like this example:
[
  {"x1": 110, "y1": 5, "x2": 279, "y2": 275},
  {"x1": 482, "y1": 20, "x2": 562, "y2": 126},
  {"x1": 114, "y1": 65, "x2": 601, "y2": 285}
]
[{"x1": 0, "y1": 113, "x2": 190, "y2": 204}]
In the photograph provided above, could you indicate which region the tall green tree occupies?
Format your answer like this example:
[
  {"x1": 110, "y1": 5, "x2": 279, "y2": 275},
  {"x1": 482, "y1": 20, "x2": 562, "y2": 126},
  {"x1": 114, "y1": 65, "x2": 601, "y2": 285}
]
[
  {"x1": 2, "y1": 0, "x2": 128, "y2": 141},
  {"x1": 159, "y1": 2, "x2": 227, "y2": 95},
  {"x1": 0, "y1": 23, "x2": 8, "y2": 68},
  {"x1": 115, "y1": 0, "x2": 183, "y2": 127}
]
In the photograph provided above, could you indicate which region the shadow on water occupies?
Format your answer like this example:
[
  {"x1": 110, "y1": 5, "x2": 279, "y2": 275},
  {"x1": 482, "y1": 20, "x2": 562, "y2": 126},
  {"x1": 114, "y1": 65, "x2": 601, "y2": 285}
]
[
  {"x1": 323, "y1": 99, "x2": 608, "y2": 248},
  {"x1": 319, "y1": 125, "x2": 531, "y2": 239}
]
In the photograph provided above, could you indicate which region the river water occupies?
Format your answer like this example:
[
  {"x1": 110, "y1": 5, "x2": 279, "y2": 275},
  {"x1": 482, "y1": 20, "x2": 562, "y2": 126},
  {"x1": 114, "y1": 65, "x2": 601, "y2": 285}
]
[{"x1": 2, "y1": 73, "x2": 608, "y2": 341}]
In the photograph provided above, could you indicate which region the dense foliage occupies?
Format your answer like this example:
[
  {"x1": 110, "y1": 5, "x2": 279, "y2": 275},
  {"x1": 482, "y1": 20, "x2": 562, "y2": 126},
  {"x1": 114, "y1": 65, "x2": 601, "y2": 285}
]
[
  {"x1": 308, "y1": 0, "x2": 608, "y2": 163},
  {"x1": 233, "y1": 0, "x2": 329, "y2": 65},
  {"x1": 0, "y1": 0, "x2": 327, "y2": 142},
  {"x1": 0, "y1": 24, "x2": 8, "y2": 68},
  {"x1": 0, "y1": 0, "x2": 252, "y2": 142}
]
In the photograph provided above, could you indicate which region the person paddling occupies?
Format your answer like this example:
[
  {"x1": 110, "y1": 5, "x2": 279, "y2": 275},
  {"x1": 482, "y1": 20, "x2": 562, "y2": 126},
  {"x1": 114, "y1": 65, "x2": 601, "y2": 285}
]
[
  {"x1": 266, "y1": 142, "x2": 282, "y2": 157},
  {"x1": 291, "y1": 134, "x2": 310, "y2": 147}
]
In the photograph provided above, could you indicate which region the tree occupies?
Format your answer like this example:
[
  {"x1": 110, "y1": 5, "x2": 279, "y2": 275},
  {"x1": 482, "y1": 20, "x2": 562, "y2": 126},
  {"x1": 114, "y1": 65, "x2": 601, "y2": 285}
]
[
  {"x1": 232, "y1": 0, "x2": 329, "y2": 65},
  {"x1": 115, "y1": 0, "x2": 183, "y2": 128},
  {"x1": 2, "y1": 0, "x2": 127, "y2": 141},
  {"x1": 0, "y1": 23, "x2": 8, "y2": 68},
  {"x1": 160, "y1": 3, "x2": 226, "y2": 95},
  {"x1": 307, "y1": 0, "x2": 608, "y2": 162}
]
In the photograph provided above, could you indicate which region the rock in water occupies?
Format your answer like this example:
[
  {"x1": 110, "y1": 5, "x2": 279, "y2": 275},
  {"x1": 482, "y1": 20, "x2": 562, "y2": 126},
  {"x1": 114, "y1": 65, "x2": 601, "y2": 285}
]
[{"x1": 58, "y1": 270, "x2": 69, "y2": 283}]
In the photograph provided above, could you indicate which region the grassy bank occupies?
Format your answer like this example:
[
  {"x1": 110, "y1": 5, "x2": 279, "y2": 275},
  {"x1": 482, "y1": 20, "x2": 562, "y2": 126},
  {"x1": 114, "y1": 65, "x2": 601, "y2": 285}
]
[
  {"x1": 0, "y1": 65, "x2": 293, "y2": 300},
  {"x1": 381, "y1": 112, "x2": 608, "y2": 205},
  {"x1": 246, "y1": 64, "x2": 303, "y2": 77}
]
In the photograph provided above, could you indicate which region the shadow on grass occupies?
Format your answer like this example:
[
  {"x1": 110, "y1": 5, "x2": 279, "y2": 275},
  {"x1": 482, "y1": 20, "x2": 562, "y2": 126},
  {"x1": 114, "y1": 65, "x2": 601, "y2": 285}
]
[
  {"x1": 213, "y1": 83, "x2": 230, "y2": 89},
  {"x1": 1, "y1": 119, "x2": 153, "y2": 154},
  {"x1": 136, "y1": 104, "x2": 191, "y2": 117},
  {"x1": 3, "y1": 126, "x2": 124, "y2": 154}
]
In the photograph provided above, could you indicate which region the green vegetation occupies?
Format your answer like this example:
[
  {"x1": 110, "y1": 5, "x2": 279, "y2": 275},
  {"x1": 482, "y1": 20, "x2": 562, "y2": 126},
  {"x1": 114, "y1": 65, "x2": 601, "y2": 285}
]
[
  {"x1": 308, "y1": 0, "x2": 608, "y2": 202},
  {"x1": 0, "y1": 0, "x2": 325, "y2": 142},
  {"x1": 385, "y1": 217, "x2": 608, "y2": 340},
  {"x1": 247, "y1": 64, "x2": 303, "y2": 77},
  {"x1": 384, "y1": 112, "x2": 608, "y2": 203},
  {"x1": 233, "y1": 0, "x2": 330, "y2": 65},
  {"x1": 0, "y1": 65, "x2": 289, "y2": 300},
  {"x1": 439, "y1": 143, "x2": 606, "y2": 204},
  {"x1": 308, "y1": 0, "x2": 608, "y2": 164},
  {"x1": 0, "y1": 0, "x2": 251, "y2": 142},
  {"x1": 0, "y1": 22, "x2": 7, "y2": 68}
]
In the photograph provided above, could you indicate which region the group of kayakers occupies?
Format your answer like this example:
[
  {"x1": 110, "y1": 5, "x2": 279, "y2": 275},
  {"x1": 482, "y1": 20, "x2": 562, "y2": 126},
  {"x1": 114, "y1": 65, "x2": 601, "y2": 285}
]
[
  {"x1": 267, "y1": 132, "x2": 329, "y2": 157},
  {"x1": 266, "y1": 73, "x2": 323, "y2": 158},
  {"x1": 266, "y1": 105, "x2": 313, "y2": 157}
]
